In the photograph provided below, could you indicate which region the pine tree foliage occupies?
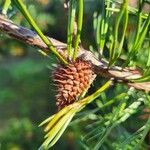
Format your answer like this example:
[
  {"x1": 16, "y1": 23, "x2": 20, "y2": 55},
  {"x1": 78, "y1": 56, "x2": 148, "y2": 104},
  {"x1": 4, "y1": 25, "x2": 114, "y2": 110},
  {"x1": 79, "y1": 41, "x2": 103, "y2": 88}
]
[{"x1": 0, "y1": 0, "x2": 150, "y2": 149}]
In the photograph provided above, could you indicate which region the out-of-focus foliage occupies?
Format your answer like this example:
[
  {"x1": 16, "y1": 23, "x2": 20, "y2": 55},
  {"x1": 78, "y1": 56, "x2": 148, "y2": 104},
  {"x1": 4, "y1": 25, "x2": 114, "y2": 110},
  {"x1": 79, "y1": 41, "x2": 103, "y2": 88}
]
[
  {"x1": 0, "y1": 118, "x2": 43, "y2": 150},
  {"x1": 0, "y1": 0, "x2": 150, "y2": 149}
]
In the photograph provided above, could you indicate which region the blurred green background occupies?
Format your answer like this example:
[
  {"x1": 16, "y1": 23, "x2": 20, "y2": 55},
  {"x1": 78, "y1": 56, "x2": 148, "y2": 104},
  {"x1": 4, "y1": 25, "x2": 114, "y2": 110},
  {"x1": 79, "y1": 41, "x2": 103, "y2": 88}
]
[{"x1": 0, "y1": 0, "x2": 150, "y2": 150}]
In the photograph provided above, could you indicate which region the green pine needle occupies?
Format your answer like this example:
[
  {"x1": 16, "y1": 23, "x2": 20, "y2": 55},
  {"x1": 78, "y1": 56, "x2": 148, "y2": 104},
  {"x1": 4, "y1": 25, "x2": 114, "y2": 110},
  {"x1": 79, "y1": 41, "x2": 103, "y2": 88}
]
[
  {"x1": 67, "y1": 0, "x2": 77, "y2": 59},
  {"x1": 2, "y1": 0, "x2": 11, "y2": 15},
  {"x1": 39, "y1": 80, "x2": 112, "y2": 149},
  {"x1": 73, "y1": 0, "x2": 84, "y2": 61}
]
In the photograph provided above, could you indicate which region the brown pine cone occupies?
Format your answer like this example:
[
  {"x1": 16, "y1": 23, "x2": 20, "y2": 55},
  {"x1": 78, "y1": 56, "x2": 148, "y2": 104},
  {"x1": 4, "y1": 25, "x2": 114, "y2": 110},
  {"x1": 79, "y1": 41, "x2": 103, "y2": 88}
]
[{"x1": 53, "y1": 58, "x2": 96, "y2": 110}]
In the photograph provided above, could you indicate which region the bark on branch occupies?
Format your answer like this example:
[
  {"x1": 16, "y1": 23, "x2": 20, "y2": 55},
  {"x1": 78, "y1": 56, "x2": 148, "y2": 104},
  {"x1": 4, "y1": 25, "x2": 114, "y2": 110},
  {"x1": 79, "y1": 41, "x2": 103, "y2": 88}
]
[{"x1": 0, "y1": 14, "x2": 149, "y2": 92}]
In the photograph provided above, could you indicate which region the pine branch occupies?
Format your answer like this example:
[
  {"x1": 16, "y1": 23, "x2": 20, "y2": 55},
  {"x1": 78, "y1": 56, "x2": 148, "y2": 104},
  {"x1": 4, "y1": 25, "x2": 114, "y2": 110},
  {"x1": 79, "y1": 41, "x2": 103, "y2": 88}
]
[{"x1": 0, "y1": 14, "x2": 149, "y2": 92}]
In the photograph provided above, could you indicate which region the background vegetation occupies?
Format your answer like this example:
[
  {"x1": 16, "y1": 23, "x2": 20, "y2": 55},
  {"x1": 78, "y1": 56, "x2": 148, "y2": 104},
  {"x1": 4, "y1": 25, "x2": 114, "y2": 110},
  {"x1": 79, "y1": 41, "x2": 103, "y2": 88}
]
[{"x1": 0, "y1": 0, "x2": 150, "y2": 150}]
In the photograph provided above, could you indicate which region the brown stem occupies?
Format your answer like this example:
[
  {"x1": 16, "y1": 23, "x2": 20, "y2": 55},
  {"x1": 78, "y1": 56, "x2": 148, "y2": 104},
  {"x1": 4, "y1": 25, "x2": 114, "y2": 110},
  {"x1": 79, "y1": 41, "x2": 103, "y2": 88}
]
[{"x1": 0, "y1": 14, "x2": 149, "y2": 92}]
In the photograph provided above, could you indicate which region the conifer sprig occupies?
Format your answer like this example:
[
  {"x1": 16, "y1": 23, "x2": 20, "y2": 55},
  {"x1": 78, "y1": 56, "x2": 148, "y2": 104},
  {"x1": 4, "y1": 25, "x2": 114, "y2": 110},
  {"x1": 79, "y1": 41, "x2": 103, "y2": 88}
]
[
  {"x1": 39, "y1": 80, "x2": 112, "y2": 149},
  {"x1": 12, "y1": 0, "x2": 68, "y2": 65}
]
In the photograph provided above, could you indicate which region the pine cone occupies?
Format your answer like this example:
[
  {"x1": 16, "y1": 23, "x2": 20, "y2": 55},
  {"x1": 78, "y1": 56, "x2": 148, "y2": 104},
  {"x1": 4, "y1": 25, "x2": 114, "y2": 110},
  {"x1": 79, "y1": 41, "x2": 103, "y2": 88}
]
[{"x1": 53, "y1": 58, "x2": 96, "y2": 110}]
